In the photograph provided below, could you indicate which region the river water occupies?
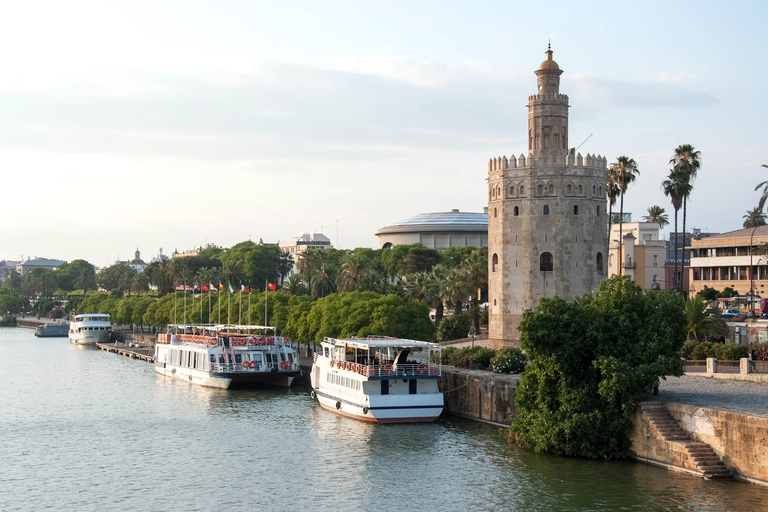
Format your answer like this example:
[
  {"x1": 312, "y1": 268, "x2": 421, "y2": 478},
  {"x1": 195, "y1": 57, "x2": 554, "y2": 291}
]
[{"x1": 2, "y1": 327, "x2": 767, "y2": 512}]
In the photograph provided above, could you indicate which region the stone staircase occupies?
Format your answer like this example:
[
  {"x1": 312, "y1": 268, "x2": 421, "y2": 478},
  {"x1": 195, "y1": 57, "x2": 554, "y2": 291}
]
[{"x1": 640, "y1": 403, "x2": 731, "y2": 479}]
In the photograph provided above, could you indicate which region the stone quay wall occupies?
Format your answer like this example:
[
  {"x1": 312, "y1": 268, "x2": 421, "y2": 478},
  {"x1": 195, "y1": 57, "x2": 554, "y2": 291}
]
[
  {"x1": 438, "y1": 367, "x2": 519, "y2": 426},
  {"x1": 630, "y1": 402, "x2": 768, "y2": 485}
]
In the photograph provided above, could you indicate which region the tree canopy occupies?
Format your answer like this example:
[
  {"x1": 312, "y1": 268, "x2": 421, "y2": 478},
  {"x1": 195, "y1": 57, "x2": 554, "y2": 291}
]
[{"x1": 511, "y1": 276, "x2": 685, "y2": 459}]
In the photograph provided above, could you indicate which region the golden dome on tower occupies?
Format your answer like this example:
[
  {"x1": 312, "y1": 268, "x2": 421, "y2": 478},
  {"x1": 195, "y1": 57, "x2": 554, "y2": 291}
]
[{"x1": 538, "y1": 48, "x2": 560, "y2": 71}]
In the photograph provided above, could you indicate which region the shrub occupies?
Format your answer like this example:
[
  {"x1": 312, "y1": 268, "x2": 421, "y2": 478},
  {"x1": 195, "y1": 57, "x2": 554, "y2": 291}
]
[
  {"x1": 493, "y1": 347, "x2": 527, "y2": 374},
  {"x1": 436, "y1": 313, "x2": 472, "y2": 342},
  {"x1": 469, "y1": 347, "x2": 495, "y2": 370}
]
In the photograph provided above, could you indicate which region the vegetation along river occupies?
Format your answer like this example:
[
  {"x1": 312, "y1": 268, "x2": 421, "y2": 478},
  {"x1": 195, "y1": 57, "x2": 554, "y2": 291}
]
[{"x1": 2, "y1": 327, "x2": 768, "y2": 511}]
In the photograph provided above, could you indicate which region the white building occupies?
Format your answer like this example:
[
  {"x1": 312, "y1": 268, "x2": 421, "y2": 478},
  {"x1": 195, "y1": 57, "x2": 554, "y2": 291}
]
[
  {"x1": 278, "y1": 232, "x2": 333, "y2": 276},
  {"x1": 16, "y1": 257, "x2": 66, "y2": 276},
  {"x1": 608, "y1": 221, "x2": 667, "y2": 291}
]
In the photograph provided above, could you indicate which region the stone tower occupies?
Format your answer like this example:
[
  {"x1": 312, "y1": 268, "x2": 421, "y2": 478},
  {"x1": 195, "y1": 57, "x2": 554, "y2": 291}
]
[{"x1": 487, "y1": 48, "x2": 608, "y2": 348}]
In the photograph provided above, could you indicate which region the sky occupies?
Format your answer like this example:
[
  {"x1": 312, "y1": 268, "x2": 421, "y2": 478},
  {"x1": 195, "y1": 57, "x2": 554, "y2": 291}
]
[{"x1": 1, "y1": 0, "x2": 766, "y2": 268}]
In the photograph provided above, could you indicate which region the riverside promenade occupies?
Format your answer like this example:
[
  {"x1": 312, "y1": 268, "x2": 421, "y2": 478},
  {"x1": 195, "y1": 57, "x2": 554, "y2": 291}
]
[{"x1": 650, "y1": 375, "x2": 768, "y2": 419}]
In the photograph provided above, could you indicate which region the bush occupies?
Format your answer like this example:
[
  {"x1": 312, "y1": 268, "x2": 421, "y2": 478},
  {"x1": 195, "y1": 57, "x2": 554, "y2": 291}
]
[
  {"x1": 492, "y1": 347, "x2": 527, "y2": 374},
  {"x1": 685, "y1": 341, "x2": 749, "y2": 361},
  {"x1": 439, "y1": 346, "x2": 495, "y2": 370},
  {"x1": 435, "y1": 313, "x2": 472, "y2": 342}
]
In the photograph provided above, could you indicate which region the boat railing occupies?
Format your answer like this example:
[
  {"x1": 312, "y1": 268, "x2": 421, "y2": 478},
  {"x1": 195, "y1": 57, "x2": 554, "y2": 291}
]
[
  {"x1": 209, "y1": 361, "x2": 297, "y2": 373},
  {"x1": 326, "y1": 359, "x2": 440, "y2": 377}
]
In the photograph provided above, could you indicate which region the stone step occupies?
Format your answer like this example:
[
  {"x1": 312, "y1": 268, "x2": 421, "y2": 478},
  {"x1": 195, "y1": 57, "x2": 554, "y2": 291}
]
[
  {"x1": 704, "y1": 470, "x2": 732, "y2": 479},
  {"x1": 691, "y1": 455, "x2": 721, "y2": 463}
]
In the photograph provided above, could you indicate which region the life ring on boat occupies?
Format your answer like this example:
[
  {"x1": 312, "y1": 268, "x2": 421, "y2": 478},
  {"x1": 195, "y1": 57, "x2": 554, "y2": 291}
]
[
  {"x1": 337, "y1": 360, "x2": 343, "y2": 369},
  {"x1": 310, "y1": 390, "x2": 316, "y2": 399},
  {"x1": 249, "y1": 361, "x2": 257, "y2": 369},
  {"x1": 279, "y1": 360, "x2": 285, "y2": 369},
  {"x1": 335, "y1": 401, "x2": 341, "y2": 410},
  {"x1": 330, "y1": 359, "x2": 334, "y2": 367},
  {"x1": 363, "y1": 406, "x2": 368, "y2": 415},
  {"x1": 417, "y1": 363, "x2": 427, "y2": 374},
  {"x1": 384, "y1": 364, "x2": 392, "y2": 373}
]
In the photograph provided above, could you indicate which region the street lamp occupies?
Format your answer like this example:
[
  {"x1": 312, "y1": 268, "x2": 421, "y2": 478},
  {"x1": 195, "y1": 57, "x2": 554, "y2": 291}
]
[{"x1": 750, "y1": 226, "x2": 759, "y2": 320}]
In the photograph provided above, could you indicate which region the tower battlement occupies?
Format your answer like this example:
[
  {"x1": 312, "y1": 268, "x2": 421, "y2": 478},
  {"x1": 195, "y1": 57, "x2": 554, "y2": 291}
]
[
  {"x1": 488, "y1": 151, "x2": 607, "y2": 172},
  {"x1": 528, "y1": 93, "x2": 569, "y2": 102}
]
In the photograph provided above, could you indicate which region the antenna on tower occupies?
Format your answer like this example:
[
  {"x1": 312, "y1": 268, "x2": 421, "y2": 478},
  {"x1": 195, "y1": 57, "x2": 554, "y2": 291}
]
[{"x1": 575, "y1": 134, "x2": 593, "y2": 152}]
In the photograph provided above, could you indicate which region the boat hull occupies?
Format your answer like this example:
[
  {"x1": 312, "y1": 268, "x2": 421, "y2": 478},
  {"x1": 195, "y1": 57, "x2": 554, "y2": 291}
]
[
  {"x1": 155, "y1": 362, "x2": 298, "y2": 389},
  {"x1": 313, "y1": 388, "x2": 443, "y2": 424},
  {"x1": 69, "y1": 331, "x2": 110, "y2": 346}
]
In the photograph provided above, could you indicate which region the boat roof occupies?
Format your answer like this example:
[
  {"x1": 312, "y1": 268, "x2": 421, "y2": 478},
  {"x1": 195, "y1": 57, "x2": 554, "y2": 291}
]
[
  {"x1": 168, "y1": 323, "x2": 276, "y2": 332},
  {"x1": 322, "y1": 337, "x2": 440, "y2": 350},
  {"x1": 74, "y1": 314, "x2": 110, "y2": 319}
]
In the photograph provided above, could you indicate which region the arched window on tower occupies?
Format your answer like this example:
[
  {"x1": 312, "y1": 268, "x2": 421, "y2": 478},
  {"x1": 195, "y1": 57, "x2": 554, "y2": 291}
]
[
  {"x1": 492, "y1": 254, "x2": 498, "y2": 272},
  {"x1": 567, "y1": 184, "x2": 572, "y2": 195},
  {"x1": 520, "y1": 185, "x2": 524, "y2": 195},
  {"x1": 548, "y1": 184, "x2": 554, "y2": 194},
  {"x1": 514, "y1": 206, "x2": 519, "y2": 216},
  {"x1": 537, "y1": 184, "x2": 543, "y2": 195},
  {"x1": 543, "y1": 205, "x2": 550, "y2": 215},
  {"x1": 578, "y1": 184, "x2": 583, "y2": 194},
  {"x1": 596, "y1": 252, "x2": 603, "y2": 273},
  {"x1": 510, "y1": 185, "x2": 514, "y2": 196},
  {"x1": 574, "y1": 205, "x2": 579, "y2": 215},
  {"x1": 593, "y1": 185, "x2": 596, "y2": 195},
  {"x1": 597, "y1": 205, "x2": 601, "y2": 216},
  {"x1": 494, "y1": 208, "x2": 497, "y2": 218},
  {"x1": 540, "y1": 252, "x2": 553, "y2": 272}
]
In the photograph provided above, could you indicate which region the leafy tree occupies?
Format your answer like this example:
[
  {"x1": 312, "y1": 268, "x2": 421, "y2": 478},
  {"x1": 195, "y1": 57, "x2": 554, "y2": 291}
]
[
  {"x1": 743, "y1": 207, "x2": 767, "y2": 228},
  {"x1": 54, "y1": 260, "x2": 96, "y2": 292},
  {"x1": 146, "y1": 259, "x2": 176, "y2": 296},
  {"x1": 717, "y1": 287, "x2": 735, "y2": 299},
  {"x1": 440, "y1": 246, "x2": 477, "y2": 270},
  {"x1": 642, "y1": 205, "x2": 669, "y2": 230},
  {"x1": 684, "y1": 296, "x2": 729, "y2": 341},
  {"x1": 606, "y1": 166, "x2": 620, "y2": 233},
  {"x1": 435, "y1": 313, "x2": 472, "y2": 342},
  {"x1": 310, "y1": 263, "x2": 337, "y2": 299},
  {"x1": 662, "y1": 168, "x2": 691, "y2": 292},
  {"x1": 611, "y1": 156, "x2": 640, "y2": 275},
  {"x1": 219, "y1": 241, "x2": 283, "y2": 289},
  {"x1": 281, "y1": 275, "x2": 308, "y2": 296},
  {"x1": 380, "y1": 244, "x2": 438, "y2": 278},
  {"x1": 97, "y1": 263, "x2": 135, "y2": 292},
  {"x1": 510, "y1": 276, "x2": 685, "y2": 459},
  {"x1": 337, "y1": 253, "x2": 370, "y2": 292},
  {"x1": 0, "y1": 288, "x2": 25, "y2": 314},
  {"x1": 23, "y1": 268, "x2": 58, "y2": 298},
  {"x1": 74, "y1": 265, "x2": 97, "y2": 296},
  {"x1": 695, "y1": 286, "x2": 720, "y2": 302}
]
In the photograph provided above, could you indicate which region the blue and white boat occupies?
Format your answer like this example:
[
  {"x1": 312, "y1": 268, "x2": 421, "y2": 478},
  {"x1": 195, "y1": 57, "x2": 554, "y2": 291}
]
[{"x1": 310, "y1": 336, "x2": 443, "y2": 423}]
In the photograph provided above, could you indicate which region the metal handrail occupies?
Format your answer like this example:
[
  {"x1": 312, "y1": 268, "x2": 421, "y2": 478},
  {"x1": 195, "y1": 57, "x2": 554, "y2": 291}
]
[{"x1": 328, "y1": 361, "x2": 440, "y2": 377}]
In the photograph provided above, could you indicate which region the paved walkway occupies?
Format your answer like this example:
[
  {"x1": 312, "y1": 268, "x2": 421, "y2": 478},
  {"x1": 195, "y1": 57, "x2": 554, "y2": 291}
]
[{"x1": 651, "y1": 375, "x2": 768, "y2": 419}]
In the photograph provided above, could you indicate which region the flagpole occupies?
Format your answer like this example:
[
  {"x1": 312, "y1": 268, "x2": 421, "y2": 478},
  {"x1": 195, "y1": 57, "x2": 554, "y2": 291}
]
[
  {"x1": 238, "y1": 281, "x2": 242, "y2": 325},
  {"x1": 227, "y1": 281, "x2": 231, "y2": 325},
  {"x1": 264, "y1": 279, "x2": 268, "y2": 326},
  {"x1": 218, "y1": 283, "x2": 221, "y2": 325},
  {"x1": 208, "y1": 286, "x2": 211, "y2": 325},
  {"x1": 248, "y1": 283, "x2": 251, "y2": 327},
  {"x1": 184, "y1": 282, "x2": 187, "y2": 324}
]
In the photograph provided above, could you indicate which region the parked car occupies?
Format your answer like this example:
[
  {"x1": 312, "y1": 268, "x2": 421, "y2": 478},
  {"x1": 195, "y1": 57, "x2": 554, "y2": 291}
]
[{"x1": 721, "y1": 309, "x2": 740, "y2": 319}]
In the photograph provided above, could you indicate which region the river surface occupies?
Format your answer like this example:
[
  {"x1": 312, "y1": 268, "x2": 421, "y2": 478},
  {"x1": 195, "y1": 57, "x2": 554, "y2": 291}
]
[{"x1": 2, "y1": 327, "x2": 768, "y2": 512}]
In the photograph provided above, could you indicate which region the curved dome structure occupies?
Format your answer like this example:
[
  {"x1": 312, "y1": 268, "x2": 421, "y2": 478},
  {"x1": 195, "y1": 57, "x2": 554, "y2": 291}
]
[{"x1": 376, "y1": 209, "x2": 488, "y2": 250}]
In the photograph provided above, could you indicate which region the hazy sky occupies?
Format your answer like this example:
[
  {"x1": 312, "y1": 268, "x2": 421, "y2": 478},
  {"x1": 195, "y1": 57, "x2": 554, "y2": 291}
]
[{"x1": 2, "y1": 0, "x2": 766, "y2": 267}]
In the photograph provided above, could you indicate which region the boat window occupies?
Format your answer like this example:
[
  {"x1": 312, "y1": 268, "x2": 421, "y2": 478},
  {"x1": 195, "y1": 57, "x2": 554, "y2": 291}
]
[
  {"x1": 209, "y1": 355, "x2": 215, "y2": 363},
  {"x1": 235, "y1": 354, "x2": 242, "y2": 364},
  {"x1": 286, "y1": 353, "x2": 293, "y2": 362}
]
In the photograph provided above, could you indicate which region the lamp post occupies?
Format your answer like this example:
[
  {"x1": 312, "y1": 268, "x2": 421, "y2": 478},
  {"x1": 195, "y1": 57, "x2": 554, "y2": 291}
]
[{"x1": 750, "y1": 226, "x2": 758, "y2": 320}]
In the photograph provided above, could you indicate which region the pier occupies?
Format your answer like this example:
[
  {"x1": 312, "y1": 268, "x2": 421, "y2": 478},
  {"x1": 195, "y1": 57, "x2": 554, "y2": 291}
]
[{"x1": 95, "y1": 342, "x2": 154, "y2": 362}]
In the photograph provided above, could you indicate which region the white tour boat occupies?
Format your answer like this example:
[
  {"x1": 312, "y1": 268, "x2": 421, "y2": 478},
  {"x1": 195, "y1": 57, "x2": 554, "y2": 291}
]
[
  {"x1": 310, "y1": 336, "x2": 443, "y2": 423},
  {"x1": 68, "y1": 313, "x2": 112, "y2": 346},
  {"x1": 154, "y1": 324, "x2": 299, "y2": 389}
]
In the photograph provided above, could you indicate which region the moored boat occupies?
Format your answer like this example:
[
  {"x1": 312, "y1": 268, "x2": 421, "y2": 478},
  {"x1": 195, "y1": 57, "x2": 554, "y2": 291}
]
[
  {"x1": 154, "y1": 324, "x2": 299, "y2": 389},
  {"x1": 310, "y1": 336, "x2": 443, "y2": 423},
  {"x1": 35, "y1": 321, "x2": 70, "y2": 338},
  {"x1": 69, "y1": 314, "x2": 111, "y2": 345}
]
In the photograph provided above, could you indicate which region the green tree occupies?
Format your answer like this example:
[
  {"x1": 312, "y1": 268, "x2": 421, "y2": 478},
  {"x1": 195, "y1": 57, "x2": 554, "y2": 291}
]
[
  {"x1": 695, "y1": 286, "x2": 720, "y2": 302},
  {"x1": 510, "y1": 276, "x2": 685, "y2": 459},
  {"x1": 611, "y1": 156, "x2": 640, "y2": 275},
  {"x1": 684, "y1": 296, "x2": 729, "y2": 341},
  {"x1": 670, "y1": 144, "x2": 701, "y2": 293},
  {"x1": 73, "y1": 265, "x2": 97, "y2": 296},
  {"x1": 461, "y1": 248, "x2": 488, "y2": 332},
  {"x1": 281, "y1": 275, "x2": 308, "y2": 296},
  {"x1": 54, "y1": 259, "x2": 96, "y2": 292},
  {"x1": 662, "y1": 168, "x2": 692, "y2": 292},
  {"x1": 440, "y1": 246, "x2": 477, "y2": 270},
  {"x1": 2, "y1": 269, "x2": 22, "y2": 293},
  {"x1": 743, "y1": 207, "x2": 767, "y2": 228},
  {"x1": 0, "y1": 288, "x2": 25, "y2": 314},
  {"x1": 337, "y1": 253, "x2": 369, "y2": 292},
  {"x1": 642, "y1": 205, "x2": 669, "y2": 230},
  {"x1": 606, "y1": 166, "x2": 620, "y2": 233},
  {"x1": 310, "y1": 263, "x2": 337, "y2": 299}
]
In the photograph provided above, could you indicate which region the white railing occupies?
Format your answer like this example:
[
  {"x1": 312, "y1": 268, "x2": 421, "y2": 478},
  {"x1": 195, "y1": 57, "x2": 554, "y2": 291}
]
[
  {"x1": 209, "y1": 361, "x2": 296, "y2": 373},
  {"x1": 326, "y1": 360, "x2": 440, "y2": 377}
]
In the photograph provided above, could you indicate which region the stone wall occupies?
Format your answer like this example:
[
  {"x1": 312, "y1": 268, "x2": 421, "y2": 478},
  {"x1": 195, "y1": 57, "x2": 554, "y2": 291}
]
[
  {"x1": 630, "y1": 401, "x2": 768, "y2": 485},
  {"x1": 438, "y1": 367, "x2": 519, "y2": 426}
]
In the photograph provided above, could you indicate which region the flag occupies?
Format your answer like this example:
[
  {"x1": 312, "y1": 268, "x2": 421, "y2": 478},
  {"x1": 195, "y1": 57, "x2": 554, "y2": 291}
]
[
  {"x1": 175, "y1": 285, "x2": 184, "y2": 291},
  {"x1": 268, "y1": 283, "x2": 276, "y2": 291},
  {"x1": 210, "y1": 283, "x2": 217, "y2": 291},
  {"x1": 241, "y1": 285, "x2": 248, "y2": 292},
  {"x1": 202, "y1": 284, "x2": 209, "y2": 292},
  {"x1": 219, "y1": 283, "x2": 224, "y2": 290},
  {"x1": 228, "y1": 282, "x2": 234, "y2": 293}
]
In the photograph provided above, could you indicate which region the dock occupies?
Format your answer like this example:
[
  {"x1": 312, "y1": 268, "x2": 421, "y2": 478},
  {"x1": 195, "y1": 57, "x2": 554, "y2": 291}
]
[{"x1": 95, "y1": 342, "x2": 154, "y2": 363}]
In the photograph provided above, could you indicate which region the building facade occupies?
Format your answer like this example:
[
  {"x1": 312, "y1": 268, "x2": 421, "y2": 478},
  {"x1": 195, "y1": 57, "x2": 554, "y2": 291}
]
[
  {"x1": 688, "y1": 226, "x2": 768, "y2": 296},
  {"x1": 375, "y1": 209, "x2": 488, "y2": 250},
  {"x1": 487, "y1": 48, "x2": 608, "y2": 348},
  {"x1": 16, "y1": 257, "x2": 66, "y2": 276},
  {"x1": 608, "y1": 221, "x2": 667, "y2": 290},
  {"x1": 278, "y1": 232, "x2": 333, "y2": 276}
]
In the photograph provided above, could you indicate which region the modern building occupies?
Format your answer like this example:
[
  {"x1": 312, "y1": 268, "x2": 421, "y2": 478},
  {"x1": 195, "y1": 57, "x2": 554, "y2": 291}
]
[
  {"x1": 688, "y1": 226, "x2": 768, "y2": 297},
  {"x1": 608, "y1": 221, "x2": 667, "y2": 290},
  {"x1": 665, "y1": 230, "x2": 718, "y2": 293},
  {"x1": 279, "y1": 232, "x2": 333, "y2": 275},
  {"x1": 375, "y1": 209, "x2": 488, "y2": 250},
  {"x1": 487, "y1": 48, "x2": 608, "y2": 348},
  {"x1": 16, "y1": 257, "x2": 66, "y2": 276}
]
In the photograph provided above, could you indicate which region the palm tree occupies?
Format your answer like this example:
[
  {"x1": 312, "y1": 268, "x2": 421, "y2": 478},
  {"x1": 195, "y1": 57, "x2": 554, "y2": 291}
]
[
  {"x1": 277, "y1": 251, "x2": 294, "y2": 284},
  {"x1": 2, "y1": 269, "x2": 22, "y2": 293},
  {"x1": 662, "y1": 168, "x2": 692, "y2": 292},
  {"x1": 753, "y1": 163, "x2": 768, "y2": 211},
  {"x1": 670, "y1": 144, "x2": 701, "y2": 293},
  {"x1": 611, "y1": 156, "x2": 640, "y2": 275},
  {"x1": 461, "y1": 250, "x2": 488, "y2": 332},
  {"x1": 743, "y1": 207, "x2": 767, "y2": 228},
  {"x1": 310, "y1": 263, "x2": 337, "y2": 299},
  {"x1": 685, "y1": 296, "x2": 728, "y2": 341},
  {"x1": 74, "y1": 267, "x2": 96, "y2": 296},
  {"x1": 606, "y1": 165, "x2": 620, "y2": 234},
  {"x1": 281, "y1": 275, "x2": 307, "y2": 295},
  {"x1": 642, "y1": 205, "x2": 669, "y2": 230},
  {"x1": 444, "y1": 268, "x2": 472, "y2": 314},
  {"x1": 130, "y1": 272, "x2": 149, "y2": 296},
  {"x1": 337, "y1": 253, "x2": 369, "y2": 292}
]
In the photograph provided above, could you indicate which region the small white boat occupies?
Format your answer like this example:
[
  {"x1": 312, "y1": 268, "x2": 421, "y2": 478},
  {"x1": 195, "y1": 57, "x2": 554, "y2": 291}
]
[
  {"x1": 310, "y1": 336, "x2": 444, "y2": 423},
  {"x1": 69, "y1": 314, "x2": 111, "y2": 345},
  {"x1": 154, "y1": 324, "x2": 299, "y2": 389}
]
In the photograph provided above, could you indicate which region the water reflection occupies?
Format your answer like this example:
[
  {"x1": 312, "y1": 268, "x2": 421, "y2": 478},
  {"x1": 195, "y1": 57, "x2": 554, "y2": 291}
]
[{"x1": 2, "y1": 328, "x2": 768, "y2": 512}]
